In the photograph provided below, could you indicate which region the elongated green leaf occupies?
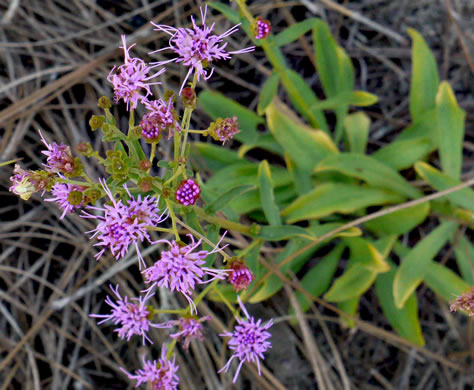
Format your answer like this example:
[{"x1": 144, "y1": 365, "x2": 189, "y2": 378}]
[
  {"x1": 191, "y1": 142, "x2": 241, "y2": 172},
  {"x1": 238, "y1": 133, "x2": 284, "y2": 157},
  {"x1": 344, "y1": 112, "x2": 369, "y2": 154},
  {"x1": 375, "y1": 260, "x2": 425, "y2": 345},
  {"x1": 283, "y1": 183, "x2": 404, "y2": 223},
  {"x1": 203, "y1": 224, "x2": 219, "y2": 267},
  {"x1": 274, "y1": 18, "x2": 318, "y2": 46},
  {"x1": 204, "y1": 185, "x2": 254, "y2": 215},
  {"x1": 258, "y1": 161, "x2": 282, "y2": 226},
  {"x1": 258, "y1": 73, "x2": 280, "y2": 115},
  {"x1": 291, "y1": 243, "x2": 345, "y2": 314},
  {"x1": 313, "y1": 20, "x2": 340, "y2": 97},
  {"x1": 258, "y1": 225, "x2": 315, "y2": 241},
  {"x1": 414, "y1": 162, "x2": 474, "y2": 211},
  {"x1": 344, "y1": 237, "x2": 390, "y2": 273},
  {"x1": 279, "y1": 69, "x2": 329, "y2": 131},
  {"x1": 325, "y1": 265, "x2": 377, "y2": 302},
  {"x1": 365, "y1": 202, "x2": 430, "y2": 235},
  {"x1": 394, "y1": 221, "x2": 458, "y2": 308},
  {"x1": 198, "y1": 90, "x2": 263, "y2": 144},
  {"x1": 338, "y1": 296, "x2": 359, "y2": 327},
  {"x1": 284, "y1": 152, "x2": 313, "y2": 196},
  {"x1": 315, "y1": 154, "x2": 422, "y2": 199},
  {"x1": 408, "y1": 28, "x2": 439, "y2": 122},
  {"x1": 309, "y1": 91, "x2": 378, "y2": 111},
  {"x1": 454, "y1": 236, "x2": 474, "y2": 284},
  {"x1": 372, "y1": 137, "x2": 433, "y2": 171},
  {"x1": 266, "y1": 101, "x2": 337, "y2": 171},
  {"x1": 436, "y1": 81, "x2": 465, "y2": 180},
  {"x1": 424, "y1": 262, "x2": 470, "y2": 302},
  {"x1": 208, "y1": 2, "x2": 240, "y2": 23}
]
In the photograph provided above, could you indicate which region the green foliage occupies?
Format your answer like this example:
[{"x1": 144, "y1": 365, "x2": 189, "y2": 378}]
[{"x1": 198, "y1": 9, "x2": 471, "y2": 344}]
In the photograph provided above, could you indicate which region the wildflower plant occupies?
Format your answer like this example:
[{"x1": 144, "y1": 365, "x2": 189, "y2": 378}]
[{"x1": 5, "y1": 0, "x2": 473, "y2": 387}]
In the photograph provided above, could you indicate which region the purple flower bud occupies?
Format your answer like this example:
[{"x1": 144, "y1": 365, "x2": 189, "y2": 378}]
[
  {"x1": 208, "y1": 117, "x2": 240, "y2": 144},
  {"x1": 175, "y1": 179, "x2": 201, "y2": 206},
  {"x1": 253, "y1": 17, "x2": 272, "y2": 40},
  {"x1": 227, "y1": 260, "x2": 254, "y2": 292}
]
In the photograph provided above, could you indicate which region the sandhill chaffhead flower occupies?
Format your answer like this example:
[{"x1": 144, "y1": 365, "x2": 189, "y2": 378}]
[
  {"x1": 45, "y1": 182, "x2": 86, "y2": 219},
  {"x1": 168, "y1": 316, "x2": 210, "y2": 350},
  {"x1": 140, "y1": 98, "x2": 181, "y2": 142},
  {"x1": 39, "y1": 131, "x2": 76, "y2": 175},
  {"x1": 227, "y1": 259, "x2": 254, "y2": 293},
  {"x1": 90, "y1": 284, "x2": 166, "y2": 344},
  {"x1": 81, "y1": 179, "x2": 167, "y2": 268},
  {"x1": 150, "y1": 5, "x2": 255, "y2": 94},
  {"x1": 121, "y1": 346, "x2": 179, "y2": 390},
  {"x1": 219, "y1": 297, "x2": 273, "y2": 383},
  {"x1": 108, "y1": 35, "x2": 165, "y2": 110},
  {"x1": 142, "y1": 234, "x2": 228, "y2": 314}
]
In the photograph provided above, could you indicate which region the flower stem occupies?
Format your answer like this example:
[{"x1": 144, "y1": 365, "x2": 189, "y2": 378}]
[
  {"x1": 179, "y1": 73, "x2": 198, "y2": 157},
  {"x1": 148, "y1": 142, "x2": 156, "y2": 173},
  {"x1": 165, "y1": 198, "x2": 180, "y2": 241},
  {"x1": 193, "y1": 279, "x2": 219, "y2": 307},
  {"x1": 146, "y1": 226, "x2": 175, "y2": 234}
]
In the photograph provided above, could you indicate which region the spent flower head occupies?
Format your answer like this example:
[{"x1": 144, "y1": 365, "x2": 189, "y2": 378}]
[
  {"x1": 450, "y1": 286, "x2": 474, "y2": 316},
  {"x1": 168, "y1": 315, "x2": 211, "y2": 350},
  {"x1": 121, "y1": 346, "x2": 179, "y2": 390},
  {"x1": 9, "y1": 164, "x2": 51, "y2": 200},
  {"x1": 142, "y1": 234, "x2": 228, "y2": 314},
  {"x1": 108, "y1": 35, "x2": 165, "y2": 110},
  {"x1": 219, "y1": 297, "x2": 273, "y2": 383},
  {"x1": 81, "y1": 179, "x2": 167, "y2": 268},
  {"x1": 150, "y1": 5, "x2": 255, "y2": 94},
  {"x1": 208, "y1": 116, "x2": 240, "y2": 144}
]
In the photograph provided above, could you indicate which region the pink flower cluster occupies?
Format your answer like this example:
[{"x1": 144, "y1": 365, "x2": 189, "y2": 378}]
[{"x1": 45, "y1": 182, "x2": 86, "y2": 219}]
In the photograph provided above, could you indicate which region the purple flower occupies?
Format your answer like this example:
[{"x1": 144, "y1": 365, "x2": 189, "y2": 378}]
[
  {"x1": 227, "y1": 260, "x2": 254, "y2": 293},
  {"x1": 39, "y1": 131, "x2": 76, "y2": 174},
  {"x1": 108, "y1": 35, "x2": 165, "y2": 110},
  {"x1": 175, "y1": 179, "x2": 200, "y2": 206},
  {"x1": 45, "y1": 182, "x2": 86, "y2": 219},
  {"x1": 121, "y1": 346, "x2": 179, "y2": 390},
  {"x1": 219, "y1": 297, "x2": 273, "y2": 383},
  {"x1": 168, "y1": 316, "x2": 210, "y2": 350},
  {"x1": 209, "y1": 116, "x2": 240, "y2": 144},
  {"x1": 140, "y1": 98, "x2": 181, "y2": 142},
  {"x1": 81, "y1": 179, "x2": 167, "y2": 268},
  {"x1": 142, "y1": 234, "x2": 228, "y2": 314},
  {"x1": 150, "y1": 5, "x2": 255, "y2": 94},
  {"x1": 450, "y1": 286, "x2": 474, "y2": 316},
  {"x1": 91, "y1": 284, "x2": 165, "y2": 344}
]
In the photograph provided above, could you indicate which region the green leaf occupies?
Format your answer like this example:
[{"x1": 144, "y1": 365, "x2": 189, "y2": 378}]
[
  {"x1": 283, "y1": 183, "x2": 404, "y2": 223},
  {"x1": 258, "y1": 160, "x2": 282, "y2": 226},
  {"x1": 372, "y1": 137, "x2": 433, "y2": 171},
  {"x1": 266, "y1": 101, "x2": 337, "y2": 172},
  {"x1": 344, "y1": 112, "x2": 370, "y2": 154},
  {"x1": 375, "y1": 260, "x2": 425, "y2": 345},
  {"x1": 344, "y1": 237, "x2": 390, "y2": 273},
  {"x1": 279, "y1": 69, "x2": 329, "y2": 131},
  {"x1": 274, "y1": 18, "x2": 318, "y2": 46},
  {"x1": 315, "y1": 153, "x2": 422, "y2": 199},
  {"x1": 309, "y1": 91, "x2": 378, "y2": 111},
  {"x1": 208, "y1": 2, "x2": 240, "y2": 24},
  {"x1": 325, "y1": 265, "x2": 377, "y2": 302},
  {"x1": 204, "y1": 184, "x2": 255, "y2": 215},
  {"x1": 291, "y1": 243, "x2": 345, "y2": 314},
  {"x1": 393, "y1": 221, "x2": 458, "y2": 308},
  {"x1": 396, "y1": 109, "x2": 438, "y2": 141},
  {"x1": 435, "y1": 81, "x2": 465, "y2": 180},
  {"x1": 191, "y1": 142, "x2": 240, "y2": 171},
  {"x1": 198, "y1": 90, "x2": 263, "y2": 144},
  {"x1": 424, "y1": 262, "x2": 470, "y2": 302},
  {"x1": 257, "y1": 225, "x2": 315, "y2": 241},
  {"x1": 284, "y1": 153, "x2": 313, "y2": 196},
  {"x1": 338, "y1": 297, "x2": 359, "y2": 327},
  {"x1": 414, "y1": 162, "x2": 474, "y2": 211},
  {"x1": 258, "y1": 73, "x2": 280, "y2": 115},
  {"x1": 364, "y1": 202, "x2": 430, "y2": 235},
  {"x1": 408, "y1": 28, "x2": 439, "y2": 122},
  {"x1": 203, "y1": 224, "x2": 219, "y2": 267},
  {"x1": 454, "y1": 236, "x2": 474, "y2": 284}
]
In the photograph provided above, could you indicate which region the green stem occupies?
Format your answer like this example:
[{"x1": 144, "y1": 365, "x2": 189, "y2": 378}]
[
  {"x1": 166, "y1": 338, "x2": 178, "y2": 359},
  {"x1": 153, "y1": 308, "x2": 186, "y2": 315},
  {"x1": 58, "y1": 178, "x2": 91, "y2": 187},
  {"x1": 148, "y1": 142, "x2": 156, "y2": 173},
  {"x1": 180, "y1": 73, "x2": 199, "y2": 157},
  {"x1": 164, "y1": 166, "x2": 183, "y2": 186},
  {"x1": 193, "y1": 206, "x2": 255, "y2": 236},
  {"x1": 165, "y1": 198, "x2": 180, "y2": 241},
  {"x1": 214, "y1": 286, "x2": 238, "y2": 316},
  {"x1": 193, "y1": 279, "x2": 219, "y2": 308},
  {"x1": 146, "y1": 226, "x2": 175, "y2": 234}
]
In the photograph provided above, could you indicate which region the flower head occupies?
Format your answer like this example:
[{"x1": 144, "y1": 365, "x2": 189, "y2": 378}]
[
  {"x1": 150, "y1": 5, "x2": 255, "y2": 94},
  {"x1": 140, "y1": 98, "x2": 181, "y2": 142},
  {"x1": 108, "y1": 35, "x2": 165, "y2": 110},
  {"x1": 45, "y1": 182, "x2": 86, "y2": 219},
  {"x1": 9, "y1": 164, "x2": 51, "y2": 200},
  {"x1": 91, "y1": 284, "x2": 165, "y2": 344},
  {"x1": 142, "y1": 234, "x2": 228, "y2": 314},
  {"x1": 175, "y1": 178, "x2": 201, "y2": 206},
  {"x1": 219, "y1": 297, "x2": 273, "y2": 383},
  {"x1": 450, "y1": 286, "x2": 474, "y2": 316},
  {"x1": 252, "y1": 17, "x2": 272, "y2": 40},
  {"x1": 121, "y1": 346, "x2": 179, "y2": 390},
  {"x1": 168, "y1": 316, "x2": 211, "y2": 350},
  {"x1": 227, "y1": 260, "x2": 254, "y2": 292},
  {"x1": 81, "y1": 179, "x2": 167, "y2": 268},
  {"x1": 208, "y1": 116, "x2": 240, "y2": 144},
  {"x1": 39, "y1": 131, "x2": 77, "y2": 175}
]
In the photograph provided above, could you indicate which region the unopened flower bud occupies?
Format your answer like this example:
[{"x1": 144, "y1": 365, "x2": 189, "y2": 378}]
[
  {"x1": 162, "y1": 187, "x2": 172, "y2": 199},
  {"x1": 227, "y1": 259, "x2": 254, "y2": 292},
  {"x1": 85, "y1": 188, "x2": 101, "y2": 203},
  {"x1": 176, "y1": 179, "x2": 200, "y2": 206},
  {"x1": 98, "y1": 96, "x2": 111, "y2": 109},
  {"x1": 139, "y1": 178, "x2": 153, "y2": 193},
  {"x1": 208, "y1": 117, "x2": 240, "y2": 144},
  {"x1": 252, "y1": 17, "x2": 272, "y2": 40},
  {"x1": 89, "y1": 115, "x2": 105, "y2": 131},
  {"x1": 67, "y1": 190, "x2": 83, "y2": 206},
  {"x1": 139, "y1": 159, "x2": 152, "y2": 171},
  {"x1": 76, "y1": 142, "x2": 93, "y2": 156},
  {"x1": 181, "y1": 87, "x2": 197, "y2": 109}
]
